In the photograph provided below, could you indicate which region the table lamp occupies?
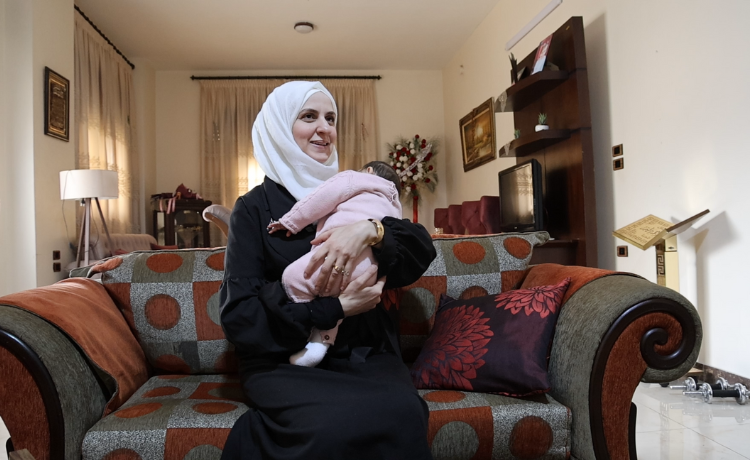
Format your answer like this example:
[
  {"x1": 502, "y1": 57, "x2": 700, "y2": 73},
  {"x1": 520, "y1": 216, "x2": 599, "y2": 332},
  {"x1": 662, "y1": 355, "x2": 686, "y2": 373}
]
[{"x1": 59, "y1": 169, "x2": 119, "y2": 267}]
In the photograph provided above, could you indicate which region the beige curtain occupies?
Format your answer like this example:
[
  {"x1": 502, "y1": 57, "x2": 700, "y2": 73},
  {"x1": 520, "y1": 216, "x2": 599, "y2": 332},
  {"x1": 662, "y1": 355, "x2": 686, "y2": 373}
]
[
  {"x1": 320, "y1": 79, "x2": 379, "y2": 171},
  {"x1": 199, "y1": 78, "x2": 378, "y2": 246},
  {"x1": 74, "y1": 11, "x2": 140, "y2": 234}
]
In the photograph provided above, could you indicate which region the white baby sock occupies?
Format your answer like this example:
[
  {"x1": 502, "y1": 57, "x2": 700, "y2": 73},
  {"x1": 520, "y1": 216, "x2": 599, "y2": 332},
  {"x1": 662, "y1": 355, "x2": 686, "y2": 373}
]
[{"x1": 289, "y1": 342, "x2": 329, "y2": 367}]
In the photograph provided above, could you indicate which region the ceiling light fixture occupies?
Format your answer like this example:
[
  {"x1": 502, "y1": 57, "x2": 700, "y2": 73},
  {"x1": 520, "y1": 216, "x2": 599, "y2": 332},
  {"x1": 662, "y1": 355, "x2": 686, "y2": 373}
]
[{"x1": 294, "y1": 22, "x2": 314, "y2": 34}]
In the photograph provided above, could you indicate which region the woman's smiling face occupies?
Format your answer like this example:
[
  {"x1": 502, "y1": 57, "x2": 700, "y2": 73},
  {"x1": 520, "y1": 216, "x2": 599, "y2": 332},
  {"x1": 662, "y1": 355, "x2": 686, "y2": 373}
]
[{"x1": 293, "y1": 92, "x2": 337, "y2": 163}]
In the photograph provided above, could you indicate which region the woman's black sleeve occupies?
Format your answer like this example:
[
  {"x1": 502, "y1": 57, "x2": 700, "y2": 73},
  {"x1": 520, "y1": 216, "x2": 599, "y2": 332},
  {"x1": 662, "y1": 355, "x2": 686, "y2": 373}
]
[
  {"x1": 219, "y1": 196, "x2": 343, "y2": 359},
  {"x1": 372, "y1": 217, "x2": 436, "y2": 289}
]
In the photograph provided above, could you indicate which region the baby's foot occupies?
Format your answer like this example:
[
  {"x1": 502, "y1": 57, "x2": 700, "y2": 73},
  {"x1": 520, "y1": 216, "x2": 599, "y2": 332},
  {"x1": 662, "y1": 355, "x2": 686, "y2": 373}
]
[{"x1": 289, "y1": 342, "x2": 328, "y2": 367}]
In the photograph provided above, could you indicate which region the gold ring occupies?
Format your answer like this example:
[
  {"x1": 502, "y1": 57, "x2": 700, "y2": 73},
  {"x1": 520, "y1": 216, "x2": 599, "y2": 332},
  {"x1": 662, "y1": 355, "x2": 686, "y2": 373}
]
[{"x1": 333, "y1": 264, "x2": 343, "y2": 274}]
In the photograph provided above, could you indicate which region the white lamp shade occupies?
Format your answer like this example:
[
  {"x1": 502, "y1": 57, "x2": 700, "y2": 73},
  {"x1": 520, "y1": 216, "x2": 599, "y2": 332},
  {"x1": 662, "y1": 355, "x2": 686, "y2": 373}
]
[{"x1": 59, "y1": 169, "x2": 119, "y2": 200}]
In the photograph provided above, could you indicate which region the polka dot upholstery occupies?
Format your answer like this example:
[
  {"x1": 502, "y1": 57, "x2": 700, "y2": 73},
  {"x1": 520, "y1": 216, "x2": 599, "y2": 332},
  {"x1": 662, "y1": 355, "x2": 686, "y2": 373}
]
[
  {"x1": 421, "y1": 389, "x2": 570, "y2": 459},
  {"x1": 390, "y1": 232, "x2": 549, "y2": 364},
  {"x1": 86, "y1": 235, "x2": 572, "y2": 459},
  {"x1": 82, "y1": 375, "x2": 246, "y2": 459},
  {"x1": 95, "y1": 248, "x2": 234, "y2": 374}
]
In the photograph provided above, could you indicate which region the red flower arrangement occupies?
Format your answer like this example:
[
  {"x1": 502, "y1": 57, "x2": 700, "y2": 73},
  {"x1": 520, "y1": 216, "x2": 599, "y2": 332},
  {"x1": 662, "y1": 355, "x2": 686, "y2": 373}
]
[{"x1": 387, "y1": 134, "x2": 438, "y2": 202}]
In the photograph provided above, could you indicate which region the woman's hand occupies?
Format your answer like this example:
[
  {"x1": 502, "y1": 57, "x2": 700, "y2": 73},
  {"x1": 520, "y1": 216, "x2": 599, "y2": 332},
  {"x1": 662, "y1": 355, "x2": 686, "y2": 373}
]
[
  {"x1": 304, "y1": 220, "x2": 378, "y2": 296},
  {"x1": 338, "y1": 265, "x2": 385, "y2": 317}
]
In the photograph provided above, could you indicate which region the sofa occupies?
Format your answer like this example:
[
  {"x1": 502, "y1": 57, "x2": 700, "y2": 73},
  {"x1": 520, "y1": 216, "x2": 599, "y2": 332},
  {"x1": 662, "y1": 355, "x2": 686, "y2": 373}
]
[
  {"x1": 65, "y1": 233, "x2": 159, "y2": 274},
  {"x1": 434, "y1": 196, "x2": 502, "y2": 235},
  {"x1": 0, "y1": 232, "x2": 701, "y2": 459}
]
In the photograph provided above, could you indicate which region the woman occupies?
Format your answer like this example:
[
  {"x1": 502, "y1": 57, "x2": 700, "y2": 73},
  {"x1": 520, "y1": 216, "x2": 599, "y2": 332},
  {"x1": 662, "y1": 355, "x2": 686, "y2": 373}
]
[{"x1": 219, "y1": 81, "x2": 436, "y2": 459}]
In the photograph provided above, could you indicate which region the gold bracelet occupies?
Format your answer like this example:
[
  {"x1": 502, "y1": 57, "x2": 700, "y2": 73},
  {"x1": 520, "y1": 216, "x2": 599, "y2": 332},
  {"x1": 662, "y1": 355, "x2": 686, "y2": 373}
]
[{"x1": 368, "y1": 219, "x2": 384, "y2": 246}]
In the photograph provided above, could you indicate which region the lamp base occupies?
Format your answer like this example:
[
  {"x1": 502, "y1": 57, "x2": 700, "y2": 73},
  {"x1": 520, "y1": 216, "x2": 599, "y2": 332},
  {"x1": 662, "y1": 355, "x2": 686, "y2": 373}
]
[{"x1": 74, "y1": 197, "x2": 114, "y2": 268}]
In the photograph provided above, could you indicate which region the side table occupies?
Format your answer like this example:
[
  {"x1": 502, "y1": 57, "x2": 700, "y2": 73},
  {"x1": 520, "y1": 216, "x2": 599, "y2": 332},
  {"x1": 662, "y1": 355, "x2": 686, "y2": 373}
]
[{"x1": 151, "y1": 199, "x2": 212, "y2": 248}]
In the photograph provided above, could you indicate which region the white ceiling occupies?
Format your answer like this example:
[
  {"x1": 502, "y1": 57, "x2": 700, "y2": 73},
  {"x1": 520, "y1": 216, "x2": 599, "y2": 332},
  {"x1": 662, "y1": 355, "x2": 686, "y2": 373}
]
[{"x1": 73, "y1": 0, "x2": 502, "y2": 71}]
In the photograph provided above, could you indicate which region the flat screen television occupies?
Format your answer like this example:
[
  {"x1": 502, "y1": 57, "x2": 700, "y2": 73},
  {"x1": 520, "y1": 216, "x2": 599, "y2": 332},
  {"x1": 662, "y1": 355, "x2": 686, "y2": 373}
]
[{"x1": 498, "y1": 159, "x2": 544, "y2": 232}]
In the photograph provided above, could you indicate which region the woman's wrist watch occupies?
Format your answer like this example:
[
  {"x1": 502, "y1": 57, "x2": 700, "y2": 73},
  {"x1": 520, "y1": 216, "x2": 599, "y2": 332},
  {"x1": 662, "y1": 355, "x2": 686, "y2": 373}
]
[{"x1": 368, "y1": 219, "x2": 385, "y2": 246}]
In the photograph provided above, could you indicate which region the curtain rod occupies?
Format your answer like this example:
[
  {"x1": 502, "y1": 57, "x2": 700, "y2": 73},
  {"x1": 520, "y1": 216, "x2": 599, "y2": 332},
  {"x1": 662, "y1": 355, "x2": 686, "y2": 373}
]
[
  {"x1": 74, "y1": 5, "x2": 135, "y2": 70},
  {"x1": 190, "y1": 75, "x2": 381, "y2": 81}
]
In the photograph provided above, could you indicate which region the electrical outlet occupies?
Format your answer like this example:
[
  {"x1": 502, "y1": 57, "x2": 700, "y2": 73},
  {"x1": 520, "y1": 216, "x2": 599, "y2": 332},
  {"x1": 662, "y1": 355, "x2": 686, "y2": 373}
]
[
  {"x1": 613, "y1": 158, "x2": 624, "y2": 170},
  {"x1": 612, "y1": 144, "x2": 623, "y2": 157},
  {"x1": 53, "y1": 263, "x2": 61, "y2": 272},
  {"x1": 616, "y1": 246, "x2": 628, "y2": 257},
  {"x1": 53, "y1": 250, "x2": 61, "y2": 260}
]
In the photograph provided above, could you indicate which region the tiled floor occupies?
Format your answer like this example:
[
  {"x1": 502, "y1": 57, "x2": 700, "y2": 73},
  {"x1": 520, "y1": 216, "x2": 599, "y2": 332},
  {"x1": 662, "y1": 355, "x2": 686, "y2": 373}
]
[
  {"x1": 0, "y1": 416, "x2": 8, "y2": 460},
  {"x1": 634, "y1": 381, "x2": 750, "y2": 459},
  {"x1": 1, "y1": 383, "x2": 748, "y2": 459}
]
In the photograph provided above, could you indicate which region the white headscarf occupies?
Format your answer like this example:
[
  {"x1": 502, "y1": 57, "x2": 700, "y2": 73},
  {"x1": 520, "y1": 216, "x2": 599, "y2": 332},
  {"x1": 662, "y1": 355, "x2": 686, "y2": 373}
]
[{"x1": 252, "y1": 81, "x2": 339, "y2": 201}]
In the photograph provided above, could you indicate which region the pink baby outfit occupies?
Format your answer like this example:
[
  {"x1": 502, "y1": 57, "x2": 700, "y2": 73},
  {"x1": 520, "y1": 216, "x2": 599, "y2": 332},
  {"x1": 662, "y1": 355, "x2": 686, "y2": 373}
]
[{"x1": 279, "y1": 170, "x2": 402, "y2": 304}]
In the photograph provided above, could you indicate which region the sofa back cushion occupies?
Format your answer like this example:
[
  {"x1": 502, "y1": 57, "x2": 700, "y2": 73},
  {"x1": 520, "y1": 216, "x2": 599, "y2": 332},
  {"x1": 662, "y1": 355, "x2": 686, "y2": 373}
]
[
  {"x1": 433, "y1": 207, "x2": 451, "y2": 234},
  {"x1": 461, "y1": 200, "x2": 485, "y2": 234},
  {"x1": 389, "y1": 232, "x2": 549, "y2": 363},
  {"x1": 95, "y1": 248, "x2": 234, "y2": 375},
  {"x1": 93, "y1": 233, "x2": 158, "y2": 259},
  {"x1": 94, "y1": 231, "x2": 549, "y2": 374},
  {"x1": 479, "y1": 195, "x2": 502, "y2": 234}
]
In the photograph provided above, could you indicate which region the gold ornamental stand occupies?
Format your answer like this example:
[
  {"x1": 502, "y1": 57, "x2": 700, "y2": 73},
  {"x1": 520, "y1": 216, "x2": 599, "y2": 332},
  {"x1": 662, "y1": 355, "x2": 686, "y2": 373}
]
[{"x1": 613, "y1": 210, "x2": 710, "y2": 292}]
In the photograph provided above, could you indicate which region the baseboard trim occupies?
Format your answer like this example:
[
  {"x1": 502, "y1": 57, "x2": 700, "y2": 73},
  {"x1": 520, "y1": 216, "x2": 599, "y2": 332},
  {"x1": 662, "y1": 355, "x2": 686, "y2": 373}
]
[{"x1": 691, "y1": 362, "x2": 750, "y2": 388}]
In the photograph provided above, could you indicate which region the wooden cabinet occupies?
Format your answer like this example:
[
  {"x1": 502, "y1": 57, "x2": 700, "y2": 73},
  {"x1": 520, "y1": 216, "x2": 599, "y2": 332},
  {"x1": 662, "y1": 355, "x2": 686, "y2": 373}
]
[
  {"x1": 495, "y1": 17, "x2": 597, "y2": 267},
  {"x1": 152, "y1": 199, "x2": 213, "y2": 248}
]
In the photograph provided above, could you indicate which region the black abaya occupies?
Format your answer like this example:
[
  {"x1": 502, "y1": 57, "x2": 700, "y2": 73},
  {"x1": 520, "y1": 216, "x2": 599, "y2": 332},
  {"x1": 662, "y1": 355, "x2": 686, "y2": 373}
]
[{"x1": 220, "y1": 178, "x2": 436, "y2": 459}]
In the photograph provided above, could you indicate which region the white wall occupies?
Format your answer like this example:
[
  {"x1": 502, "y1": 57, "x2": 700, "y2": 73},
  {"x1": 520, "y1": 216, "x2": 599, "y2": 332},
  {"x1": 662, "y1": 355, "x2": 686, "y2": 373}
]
[
  {"x1": 1, "y1": 0, "x2": 37, "y2": 296},
  {"x1": 0, "y1": 0, "x2": 75, "y2": 295},
  {"x1": 442, "y1": 0, "x2": 750, "y2": 377},
  {"x1": 373, "y1": 71, "x2": 446, "y2": 224},
  {"x1": 153, "y1": 69, "x2": 445, "y2": 224},
  {"x1": 32, "y1": 0, "x2": 76, "y2": 287}
]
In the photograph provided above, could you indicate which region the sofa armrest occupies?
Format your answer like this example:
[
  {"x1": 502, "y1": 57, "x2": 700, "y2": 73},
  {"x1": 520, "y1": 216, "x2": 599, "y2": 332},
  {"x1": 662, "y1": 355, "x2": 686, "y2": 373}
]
[
  {"x1": 0, "y1": 278, "x2": 150, "y2": 459},
  {"x1": 0, "y1": 305, "x2": 108, "y2": 460},
  {"x1": 523, "y1": 264, "x2": 702, "y2": 460}
]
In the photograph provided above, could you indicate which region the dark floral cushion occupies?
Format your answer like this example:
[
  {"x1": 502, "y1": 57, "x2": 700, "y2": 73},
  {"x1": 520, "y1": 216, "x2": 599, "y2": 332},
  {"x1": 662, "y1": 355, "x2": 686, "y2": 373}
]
[
  {"x1": 389, "y1": 232, "x2": 550, "y2": 364},
  {"x1": 410, "y1": 278, "x2": 570, "y2": 396}
]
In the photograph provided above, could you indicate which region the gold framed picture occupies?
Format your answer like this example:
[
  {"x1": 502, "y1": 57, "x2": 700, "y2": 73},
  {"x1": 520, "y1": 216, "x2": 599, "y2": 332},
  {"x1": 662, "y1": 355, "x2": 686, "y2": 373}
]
[
  {"x1": 459, "y1": 97, "x2": 496, "y2": 172},
  {"x1": 44, "y1": 67, "x2": 70, "y2": 142}
]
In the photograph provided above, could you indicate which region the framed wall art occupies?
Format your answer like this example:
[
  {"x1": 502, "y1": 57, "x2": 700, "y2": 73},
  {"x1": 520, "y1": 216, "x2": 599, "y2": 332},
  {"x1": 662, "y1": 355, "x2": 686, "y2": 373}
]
[
  {"x1": 459, "y1": 97, "x2": 496, "y2": 172},
  {"x1": 44, "y1": 67, "x2": 70, "y2": 142}
]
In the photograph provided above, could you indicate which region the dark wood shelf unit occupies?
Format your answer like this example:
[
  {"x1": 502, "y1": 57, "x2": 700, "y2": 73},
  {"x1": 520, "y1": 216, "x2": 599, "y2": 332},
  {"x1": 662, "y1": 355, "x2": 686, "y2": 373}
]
[
  {"x1": 497, "y1": 17, "x2": 597, "y2": 267},
  {"x1": 500, "y1": 129, "x2": 571, "y2": 157},
  {"x1": 151, "y1": 199, "x2": 212, "y2": 249},
  {"x1": 530, "y1": 239, "x2": 579, "y2": 266},
  {"x1": 494, "y1": 70, "x2": 569, "y2": 113}
]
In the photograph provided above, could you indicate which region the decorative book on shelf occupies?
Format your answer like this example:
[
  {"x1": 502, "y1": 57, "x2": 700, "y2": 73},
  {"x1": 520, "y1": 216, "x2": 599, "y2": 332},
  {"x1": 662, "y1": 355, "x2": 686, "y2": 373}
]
[{"x1": 613, "y1": 210, "x2": 710, "y2": 250}]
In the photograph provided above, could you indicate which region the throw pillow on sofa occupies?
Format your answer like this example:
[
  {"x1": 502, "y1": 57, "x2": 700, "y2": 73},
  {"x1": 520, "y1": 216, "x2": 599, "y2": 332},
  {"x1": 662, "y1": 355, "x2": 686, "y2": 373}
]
[
  {"x1": 93, "y1": 248, "x2": 236, "y2": 374},
  {"x1": 387, "y1": 231, "x2": 550, "y2": 363},
  {"x1": 410, "y1": 278, "x2": 570, "y2": 396}
]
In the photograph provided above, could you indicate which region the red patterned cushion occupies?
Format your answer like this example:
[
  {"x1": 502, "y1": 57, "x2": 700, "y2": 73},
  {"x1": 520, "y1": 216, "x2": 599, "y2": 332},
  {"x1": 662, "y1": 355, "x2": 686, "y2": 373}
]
[
  {"x1": 393, "y1": 232, "x2": 549, "y2": 364},
  {"x1": 410, "y1": 278, "x2": 570, "y2": 396}
]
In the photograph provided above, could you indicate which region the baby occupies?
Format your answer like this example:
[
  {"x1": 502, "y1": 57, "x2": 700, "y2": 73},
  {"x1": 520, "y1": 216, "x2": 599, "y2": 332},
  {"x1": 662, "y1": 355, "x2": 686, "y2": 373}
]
[{"x1": 268, "y1": 161, "x2": 402, "y2": 367}]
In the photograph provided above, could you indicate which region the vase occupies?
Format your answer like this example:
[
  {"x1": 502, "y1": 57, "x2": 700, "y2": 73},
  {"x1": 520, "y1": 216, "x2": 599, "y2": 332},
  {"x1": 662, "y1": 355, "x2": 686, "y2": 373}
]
[{"x1": 535, "y1": 124, "x2": 549, "y2": 132}]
